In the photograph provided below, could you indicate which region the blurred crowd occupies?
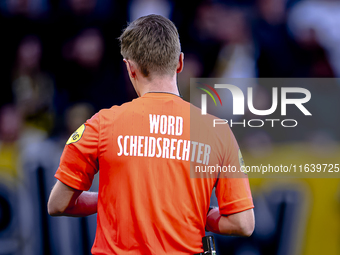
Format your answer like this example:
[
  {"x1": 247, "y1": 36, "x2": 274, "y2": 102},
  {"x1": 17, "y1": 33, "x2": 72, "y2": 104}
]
[
  {"x1": 0, "y1": 0, "x2": 340, "y2": 254},
  {"x1": 1, "y1": 0, "x2": 339, "y2": 139}
]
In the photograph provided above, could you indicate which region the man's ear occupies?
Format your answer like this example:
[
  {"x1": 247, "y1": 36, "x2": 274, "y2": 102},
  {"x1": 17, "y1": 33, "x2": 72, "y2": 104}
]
[
  {"x1": 123, "y1": 59, "x2": 136, "y2": 79},
  {"x1": 176, "y1": 53, "x2": 184, "y2": 74}
]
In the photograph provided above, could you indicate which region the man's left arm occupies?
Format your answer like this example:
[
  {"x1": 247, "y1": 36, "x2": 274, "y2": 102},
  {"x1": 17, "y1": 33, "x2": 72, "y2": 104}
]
[{"x1": 48, "y1": 180, "x2": 98, "y2": 217}]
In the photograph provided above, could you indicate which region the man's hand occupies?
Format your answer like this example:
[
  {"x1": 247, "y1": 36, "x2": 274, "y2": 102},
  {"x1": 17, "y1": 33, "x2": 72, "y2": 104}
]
[
  {"x1": 206, "y1": 208, "x2": 255, "y2": 237},
  {"x1": 47, "y1": 180, "x2": 98, "y2": 217}
]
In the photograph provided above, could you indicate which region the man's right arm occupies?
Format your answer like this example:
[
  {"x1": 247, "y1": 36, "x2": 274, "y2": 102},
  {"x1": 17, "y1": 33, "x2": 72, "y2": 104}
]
[
  {"x1": 207, "y1": 124, "x2": 254, "y2": 236},
  {"x1": 206, "y1": 207, "x2": 255, "y2": 237}
]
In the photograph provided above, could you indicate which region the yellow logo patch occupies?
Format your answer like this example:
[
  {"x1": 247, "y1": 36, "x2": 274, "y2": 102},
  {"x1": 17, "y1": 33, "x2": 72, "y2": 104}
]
[{"x1": 66, "y1": 124, "x2": 85, "y2": 145}]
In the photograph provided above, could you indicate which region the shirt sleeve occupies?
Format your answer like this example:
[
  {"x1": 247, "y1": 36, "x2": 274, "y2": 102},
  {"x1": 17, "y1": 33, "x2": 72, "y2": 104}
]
[
  {"x1": 55, "y1": 113, "x2": 100, "y2": 191},
  {"x1": 215, "y1": 125, "x2": 254, "y2": 215}
]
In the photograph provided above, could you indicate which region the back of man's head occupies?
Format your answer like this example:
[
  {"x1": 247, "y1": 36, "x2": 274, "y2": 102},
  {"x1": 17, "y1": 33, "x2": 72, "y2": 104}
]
[{"x1": 119, "y1": 14, "x2": 181, "y2": 78}]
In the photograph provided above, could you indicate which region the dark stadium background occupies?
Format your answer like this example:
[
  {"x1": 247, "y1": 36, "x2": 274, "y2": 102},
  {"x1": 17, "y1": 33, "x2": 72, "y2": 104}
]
[{"x1": 0, "y1": 0, "x2": 339, "y2": 254}]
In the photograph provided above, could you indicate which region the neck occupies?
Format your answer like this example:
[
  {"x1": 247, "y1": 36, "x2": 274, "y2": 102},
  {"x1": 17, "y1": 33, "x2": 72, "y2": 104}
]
[{"x1": 137, "y1": 74, "x2": 180, "y2": 97}]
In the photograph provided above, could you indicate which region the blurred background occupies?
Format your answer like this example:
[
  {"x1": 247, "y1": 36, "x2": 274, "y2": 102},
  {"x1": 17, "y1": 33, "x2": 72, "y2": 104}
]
[{"x1": 0, "y1": 0, "x2": 339, "y2": 254}]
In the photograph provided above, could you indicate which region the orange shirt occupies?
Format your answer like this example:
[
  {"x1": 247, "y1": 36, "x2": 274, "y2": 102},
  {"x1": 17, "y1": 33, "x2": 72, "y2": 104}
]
[{"x1": 55, "y1": 93, "x2": 254, "y2": 255}]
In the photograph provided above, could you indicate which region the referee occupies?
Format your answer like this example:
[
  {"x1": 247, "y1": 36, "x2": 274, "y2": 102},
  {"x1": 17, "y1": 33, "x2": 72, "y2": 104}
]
[{"x1": 48, "y1": 14, "x2": 255, "y2": 255}]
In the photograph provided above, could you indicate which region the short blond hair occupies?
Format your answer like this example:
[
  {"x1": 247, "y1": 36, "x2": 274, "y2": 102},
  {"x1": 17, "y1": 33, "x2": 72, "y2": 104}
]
[{"x1": 119, "y1": 14, "x2": 181, "y2": 77}]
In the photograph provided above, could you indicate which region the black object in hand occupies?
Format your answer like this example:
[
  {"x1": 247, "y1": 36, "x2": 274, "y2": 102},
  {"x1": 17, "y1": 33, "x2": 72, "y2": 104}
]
[{"x1": 202, "y1": 235, "x2": 216, "y2": 255}]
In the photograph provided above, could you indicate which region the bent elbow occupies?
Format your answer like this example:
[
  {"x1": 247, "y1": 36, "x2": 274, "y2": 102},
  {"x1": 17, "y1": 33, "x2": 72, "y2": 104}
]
[
  {"x1": 47, "y1": 204, "x2": 58, "y2": 216},
  {"x1": 239, "y1": 222, "x2": 255, "y2": 237},
  {"x1": 238, "y1": 209, "x2": 255, "y2": 237},
  {"x1": 47, "y1": 200, "x2": 64, "y2": 216},
  {"x1": 220, "y1": 222, "x2": 254, "y2": 237},
  {"x1": 219, "y1": 211, "x2": 255, "y2": 237}
]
